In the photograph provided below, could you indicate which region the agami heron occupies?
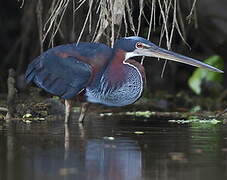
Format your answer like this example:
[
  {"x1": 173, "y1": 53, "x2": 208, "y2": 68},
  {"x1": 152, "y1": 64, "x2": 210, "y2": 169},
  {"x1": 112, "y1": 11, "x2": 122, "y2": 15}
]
[{"x1": 25, "y1": 36, "x2": 223, "y2": 123}]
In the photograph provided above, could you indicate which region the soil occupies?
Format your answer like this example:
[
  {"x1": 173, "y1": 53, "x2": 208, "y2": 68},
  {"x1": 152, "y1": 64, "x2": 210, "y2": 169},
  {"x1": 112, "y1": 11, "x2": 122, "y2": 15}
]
[{"x1": 1, "y1": 87, "x2": 227, "y2": 123}]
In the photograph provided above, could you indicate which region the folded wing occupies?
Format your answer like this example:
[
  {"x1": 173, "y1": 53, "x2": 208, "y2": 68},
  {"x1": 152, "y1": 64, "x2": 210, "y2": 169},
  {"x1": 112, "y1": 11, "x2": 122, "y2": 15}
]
[{"x1": 25, "y1": 49, "x2": 92, "y2": 99}]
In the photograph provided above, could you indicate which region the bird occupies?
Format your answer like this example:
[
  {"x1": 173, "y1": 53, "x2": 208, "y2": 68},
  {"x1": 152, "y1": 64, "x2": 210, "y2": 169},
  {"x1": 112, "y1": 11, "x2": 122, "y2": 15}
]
[{"x1": 25, "y1": 36, "x2": 223, "y2": 124}]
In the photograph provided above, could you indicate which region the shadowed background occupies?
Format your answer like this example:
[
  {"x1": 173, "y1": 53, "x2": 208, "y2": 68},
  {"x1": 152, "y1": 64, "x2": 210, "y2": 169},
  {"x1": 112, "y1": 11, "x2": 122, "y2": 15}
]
[{"x1": 0, "y1": 0, "x2": 227, "y2": 95}]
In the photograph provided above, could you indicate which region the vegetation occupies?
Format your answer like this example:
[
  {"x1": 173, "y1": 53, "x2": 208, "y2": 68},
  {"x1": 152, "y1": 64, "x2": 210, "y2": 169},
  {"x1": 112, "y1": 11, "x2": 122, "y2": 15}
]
[{"x1": 1, "y1": 0, "x2": 227, "y2": 121}]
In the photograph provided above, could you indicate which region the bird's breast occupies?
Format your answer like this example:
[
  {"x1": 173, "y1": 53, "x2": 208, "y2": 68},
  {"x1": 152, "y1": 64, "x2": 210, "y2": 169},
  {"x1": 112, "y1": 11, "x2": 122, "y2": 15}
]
[{"x1": 85, "y1": 61, "x2": 144, "y2": 106}]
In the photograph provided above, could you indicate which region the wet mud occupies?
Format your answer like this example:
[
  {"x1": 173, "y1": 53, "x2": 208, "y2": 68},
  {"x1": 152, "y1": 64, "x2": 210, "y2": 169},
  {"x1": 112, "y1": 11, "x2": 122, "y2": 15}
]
[{"x1": 1, "y1": 90, "x2": 227, "y2": 180}]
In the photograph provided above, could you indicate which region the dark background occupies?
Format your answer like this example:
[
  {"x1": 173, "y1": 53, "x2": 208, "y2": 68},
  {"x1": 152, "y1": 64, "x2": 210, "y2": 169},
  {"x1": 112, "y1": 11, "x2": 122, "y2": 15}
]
[{"x1": 0, "y1": 0, "x2": 227, "y2": 94}]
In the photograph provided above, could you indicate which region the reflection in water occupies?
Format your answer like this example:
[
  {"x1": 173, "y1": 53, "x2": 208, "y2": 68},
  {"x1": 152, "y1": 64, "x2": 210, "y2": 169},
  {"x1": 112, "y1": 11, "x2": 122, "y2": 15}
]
[
  {"x1": 6, "y1": 122, "x2": 16, "y2": 180},
  {"x1": 0, "y1": 121, "x2": 141, "y2": 180},
  {"x1": 85, "y1": 139, "x2": 141, "y2": 180},
  {"x1": 0, "y1": 117, "x2": 227, "y2": 180},
  {"x1": 64, "y1": 124, "x2": 70, "y2": 160}
]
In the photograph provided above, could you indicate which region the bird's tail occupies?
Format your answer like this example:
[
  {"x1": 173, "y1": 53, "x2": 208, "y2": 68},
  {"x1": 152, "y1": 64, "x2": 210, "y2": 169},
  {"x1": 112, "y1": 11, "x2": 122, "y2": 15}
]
[{"x1": 25, "y1": 58, "x2": 40, "y2": 83}]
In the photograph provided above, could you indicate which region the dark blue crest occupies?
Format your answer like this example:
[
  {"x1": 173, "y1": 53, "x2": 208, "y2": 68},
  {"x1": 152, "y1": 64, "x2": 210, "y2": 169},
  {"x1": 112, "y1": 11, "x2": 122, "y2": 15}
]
[{"x1": 113, "y1": 36, "x2": 154, "y2": 52}]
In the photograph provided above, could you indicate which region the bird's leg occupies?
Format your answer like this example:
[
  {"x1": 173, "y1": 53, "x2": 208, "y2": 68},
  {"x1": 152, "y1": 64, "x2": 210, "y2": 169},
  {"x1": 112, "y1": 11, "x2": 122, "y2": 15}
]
[
  {"x1": 65, "y1": 99, "x2": 73, "y2": 124},
  {"x1": 78, "y1": 102, "x2": 89, "y2": 123}
]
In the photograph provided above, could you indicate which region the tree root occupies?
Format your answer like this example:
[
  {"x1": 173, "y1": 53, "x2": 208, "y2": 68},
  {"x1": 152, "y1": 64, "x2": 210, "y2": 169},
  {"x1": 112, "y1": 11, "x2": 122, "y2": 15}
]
[{"x1": 5, "y1": 69, "x2": 17, "y2": 120}]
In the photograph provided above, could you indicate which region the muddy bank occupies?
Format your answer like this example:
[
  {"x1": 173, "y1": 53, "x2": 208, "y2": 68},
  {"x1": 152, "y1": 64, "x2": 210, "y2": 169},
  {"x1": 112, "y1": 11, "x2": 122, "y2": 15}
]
[{"x1": 0, "y1": 87, "x2": 227, "y2": 124}]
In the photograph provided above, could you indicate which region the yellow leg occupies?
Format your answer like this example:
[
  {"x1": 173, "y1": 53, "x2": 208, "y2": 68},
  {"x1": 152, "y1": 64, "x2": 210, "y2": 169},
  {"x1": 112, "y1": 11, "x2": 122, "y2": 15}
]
[
  {"x1": 78, "y1": 102, "x2": 89, "y2": 123},
  {"x1": 64, "y1": 99, "x2": 73, "y2": 124}
]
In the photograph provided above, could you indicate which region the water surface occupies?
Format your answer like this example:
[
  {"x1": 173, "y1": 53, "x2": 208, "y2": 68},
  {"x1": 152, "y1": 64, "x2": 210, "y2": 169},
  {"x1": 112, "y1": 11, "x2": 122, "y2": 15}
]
[{"x1": 0, "y1": 114, "x2": 227, "y2": 180}]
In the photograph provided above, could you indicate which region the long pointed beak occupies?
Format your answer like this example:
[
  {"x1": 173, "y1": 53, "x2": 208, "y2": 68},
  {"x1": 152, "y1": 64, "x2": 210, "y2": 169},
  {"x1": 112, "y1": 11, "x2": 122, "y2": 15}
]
[{"x1": 146, "y1": 45, "x2": 224, "y2": 73}]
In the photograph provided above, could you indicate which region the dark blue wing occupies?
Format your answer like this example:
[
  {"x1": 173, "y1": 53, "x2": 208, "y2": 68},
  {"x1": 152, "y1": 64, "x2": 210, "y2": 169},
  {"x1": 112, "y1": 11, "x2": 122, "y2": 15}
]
[{"x1": 25, "y1": 50, "x2": 92, "y2": 99}]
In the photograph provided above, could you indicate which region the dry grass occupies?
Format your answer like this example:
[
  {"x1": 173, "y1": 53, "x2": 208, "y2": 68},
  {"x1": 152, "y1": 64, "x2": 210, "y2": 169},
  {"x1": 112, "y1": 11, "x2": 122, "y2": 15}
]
[
  {"x1": 35, "y1": 0, "x2": 196, "y2": 46},
  {"x1": 17, "y1": 0, "x2": 25, "y2": 8},
  {"x1": 19, "y1": 0, "x2": 198, "y2": 74}
]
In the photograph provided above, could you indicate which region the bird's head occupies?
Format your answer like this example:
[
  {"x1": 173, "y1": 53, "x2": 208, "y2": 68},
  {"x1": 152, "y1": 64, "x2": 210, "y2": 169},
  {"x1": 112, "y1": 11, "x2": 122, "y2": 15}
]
[{"x1": 113, "y1": 36, "x2": 223, "y2": 73}]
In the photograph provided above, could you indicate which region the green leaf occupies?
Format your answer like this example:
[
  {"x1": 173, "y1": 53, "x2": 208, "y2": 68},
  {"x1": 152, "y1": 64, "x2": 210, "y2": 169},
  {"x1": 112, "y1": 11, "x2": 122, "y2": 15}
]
[{"x1": 188, "y1": 55, "x2": 224, "y2": 94}]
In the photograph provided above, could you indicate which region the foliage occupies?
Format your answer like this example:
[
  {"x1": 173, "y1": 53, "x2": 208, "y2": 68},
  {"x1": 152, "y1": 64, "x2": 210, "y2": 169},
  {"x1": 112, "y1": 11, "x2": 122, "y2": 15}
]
[
  {"x1": 0, "y1": 0, "x2": 198, "y2": 93},
  {"x1": 188, "y1": 55, "x2": 224, "y2": 95}
]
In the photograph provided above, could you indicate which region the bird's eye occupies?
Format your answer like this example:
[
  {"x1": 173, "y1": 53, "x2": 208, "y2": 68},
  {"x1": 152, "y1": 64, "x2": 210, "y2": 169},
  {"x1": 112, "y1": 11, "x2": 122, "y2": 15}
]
[{"x1": 136, "y1": 42, "x2": 144, "y2": 49}]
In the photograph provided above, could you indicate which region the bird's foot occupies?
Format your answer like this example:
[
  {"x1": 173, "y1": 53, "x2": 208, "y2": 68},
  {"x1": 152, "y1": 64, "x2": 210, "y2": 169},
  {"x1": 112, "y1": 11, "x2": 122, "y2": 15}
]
[
  {"x1": 64, "y1": 114, "x2": 70, "y2": 124},
  {"x1": 64, "y1": 99, "x2": 73, "y2": 124},
  {"x1": 78, "y1": 114, "x2": 85, "y2": 124},
  {"x1": 78, "y1": 102, "x2": 89, "y2": 124}
]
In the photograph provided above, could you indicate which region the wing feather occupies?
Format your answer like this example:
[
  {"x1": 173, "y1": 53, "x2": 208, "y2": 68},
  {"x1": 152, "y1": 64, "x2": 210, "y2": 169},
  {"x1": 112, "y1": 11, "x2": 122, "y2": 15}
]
[{"x1": 25, "y1": 50, "x2": 92, "y2": 99}]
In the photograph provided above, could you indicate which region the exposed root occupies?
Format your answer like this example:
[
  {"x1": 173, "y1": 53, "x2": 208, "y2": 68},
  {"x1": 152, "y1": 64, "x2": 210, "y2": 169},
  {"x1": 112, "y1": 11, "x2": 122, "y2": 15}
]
[
  {"x1": 6, "y1": 69, "x2": 17, "y2": 120},
  {"x1": 37, "y1": 0, "x2": 198, "y2": 48}
]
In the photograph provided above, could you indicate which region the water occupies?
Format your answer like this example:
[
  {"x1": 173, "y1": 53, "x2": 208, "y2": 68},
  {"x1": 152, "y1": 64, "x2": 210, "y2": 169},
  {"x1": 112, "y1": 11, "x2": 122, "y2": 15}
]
[{"x1": 0, "y1": 114, "x2": 227, "y2": 180}]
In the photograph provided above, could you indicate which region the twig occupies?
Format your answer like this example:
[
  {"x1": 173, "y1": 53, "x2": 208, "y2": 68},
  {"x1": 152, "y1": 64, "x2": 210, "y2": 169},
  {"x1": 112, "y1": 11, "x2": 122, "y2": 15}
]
[
  {"x1": 136, "y1": 0, "x2": 144, "y2": 36},
  {"x1": 36, "y1": 0, "x2": 44, "y2": 53},
  {"x1": 186, "y1": 0, "x2": 197, "y2": 24},
  {"x1": 141, "y1": 0, "x2": 156, "y2": 65},
  {"x1": 18, "y1": 0, "x2": 25, "y2": 8},
  {"x1": 126, "y1": 0, "x2": 136, "y2": 35},
  {"x1": 6, "y1": 69, "x2": 17, "y2": 121},
  {"x1": 43, "y1": 0, "x2": 70, "y2": 44},
  {"x1": 77, "y1": 0, "x2": 93, "y2": 44},
  {"x1": 110, "y1": 0, "x2": 115, "y2": 47}
]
